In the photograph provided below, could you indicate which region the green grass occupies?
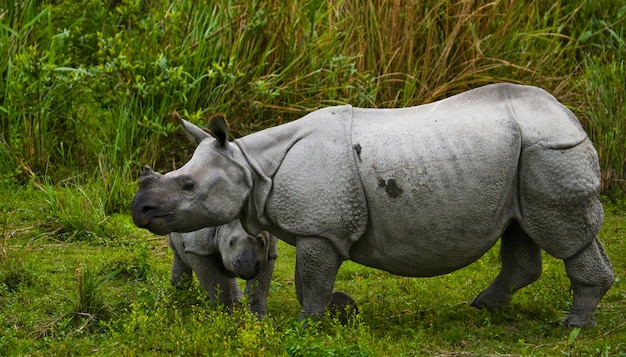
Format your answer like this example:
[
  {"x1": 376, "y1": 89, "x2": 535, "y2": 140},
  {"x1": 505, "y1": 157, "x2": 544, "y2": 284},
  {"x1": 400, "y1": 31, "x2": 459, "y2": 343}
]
[{"x1": 1, "y1": 185, "x2": 625, "y2": 355}]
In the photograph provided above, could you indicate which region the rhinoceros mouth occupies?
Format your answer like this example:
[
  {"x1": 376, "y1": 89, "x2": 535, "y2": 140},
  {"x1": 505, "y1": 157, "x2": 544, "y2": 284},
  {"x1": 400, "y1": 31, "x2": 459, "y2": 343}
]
[
  {"x1": 142, "y1": 217, "x2": 175, "y2": 236},
  {"x1": 132, "y1": 209, "x2": 173, "y2": 235},
  {"x1": 233, "y1": 260, "x2": 261, "y2": 280},
  {"x1": 134, "y1": 214, "x2": 150, "y2": 228},
  {"x1": 236, "y1": 272, "x2": 257, "y2": 280},
  {"x1": 133, "y1": 207, "x2": 160, "y2": 227}
]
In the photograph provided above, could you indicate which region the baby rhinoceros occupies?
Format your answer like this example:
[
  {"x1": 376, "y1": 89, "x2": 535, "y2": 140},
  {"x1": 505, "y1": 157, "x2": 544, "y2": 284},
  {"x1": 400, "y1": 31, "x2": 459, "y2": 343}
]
[{"x1": 168, "y1": 220, "x2": 277, "y2": 317}]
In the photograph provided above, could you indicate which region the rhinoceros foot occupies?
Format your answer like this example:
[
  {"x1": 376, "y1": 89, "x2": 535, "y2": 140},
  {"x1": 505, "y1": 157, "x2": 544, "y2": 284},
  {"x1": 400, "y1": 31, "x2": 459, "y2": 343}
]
[
  {"x1": 562, "y1": 313, "x2": 596, "y2": 328},
  {"x1": 171, "y1": 271, "x2": 193, "y2": 290},
  {"x1": 328, "y1": 291, "x2": 359, "y2": 324},
  {"x1": 469, "y1": 288, "x2": 512, "y2": 310}
]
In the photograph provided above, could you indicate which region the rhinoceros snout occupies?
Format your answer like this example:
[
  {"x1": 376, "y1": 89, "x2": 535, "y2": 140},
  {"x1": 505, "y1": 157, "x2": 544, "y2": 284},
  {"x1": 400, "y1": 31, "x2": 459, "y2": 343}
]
[
  {"x1": 236, "y1": 259, "x2": 261, "y2": 280},
  {"x1": 132, "y1": 205, "x2": 156, "y2": 228},
  {"x1": 131, "y1": 188, "x2": 160, "y2": 229}
]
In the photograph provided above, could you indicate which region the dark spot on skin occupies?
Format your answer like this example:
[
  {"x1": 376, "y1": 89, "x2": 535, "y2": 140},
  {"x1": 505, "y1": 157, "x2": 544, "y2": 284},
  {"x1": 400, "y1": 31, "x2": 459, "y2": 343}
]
[
  {"x1": 353, "y1": 143, "x2": 362, "y2": 163},
  {"x1": 378, "y1": 178, "x2": 403, "y2": 198}
]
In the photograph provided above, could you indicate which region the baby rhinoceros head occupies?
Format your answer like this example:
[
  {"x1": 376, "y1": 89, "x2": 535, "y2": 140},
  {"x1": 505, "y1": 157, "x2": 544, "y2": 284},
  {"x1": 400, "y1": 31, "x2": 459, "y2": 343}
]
[{"x1": 218, "y1": 222, "x2": 272, "y2": 280}]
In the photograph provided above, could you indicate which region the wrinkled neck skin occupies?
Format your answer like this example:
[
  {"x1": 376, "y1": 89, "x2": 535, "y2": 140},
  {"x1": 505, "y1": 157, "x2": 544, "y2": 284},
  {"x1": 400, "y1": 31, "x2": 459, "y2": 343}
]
[
  {"x1": 208, "y1": 142, "x2": 255, "y2": 227},
  {"x1": 232, "y1": 121, "x2": 309, "y2": 239},
  {"x1": 232, "y1": 140, "x2": 274, "y2": 236}
]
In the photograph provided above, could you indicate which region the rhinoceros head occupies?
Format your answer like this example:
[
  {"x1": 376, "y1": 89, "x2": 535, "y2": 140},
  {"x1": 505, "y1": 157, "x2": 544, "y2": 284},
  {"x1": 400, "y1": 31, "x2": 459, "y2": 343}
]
[
  {"x1": 131, "y1": 113, "x2": 253, "y2": 235},
  {"x1": 217, "y1": 220, "x2": 273, "y2": 280}
]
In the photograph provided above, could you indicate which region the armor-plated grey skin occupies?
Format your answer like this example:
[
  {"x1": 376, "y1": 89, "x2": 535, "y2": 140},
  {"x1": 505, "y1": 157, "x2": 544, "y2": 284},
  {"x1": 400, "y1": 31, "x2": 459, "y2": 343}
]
[
  {"x1": 132, "y1": 83, "x2": 613, "y2": 327},
  {"x1": 168, "y1": 220, "x2": 278, "y2": 317}
]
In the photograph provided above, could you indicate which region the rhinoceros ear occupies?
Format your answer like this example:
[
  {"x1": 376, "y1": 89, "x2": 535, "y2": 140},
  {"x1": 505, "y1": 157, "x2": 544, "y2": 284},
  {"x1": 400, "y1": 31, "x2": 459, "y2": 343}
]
[
  {"x1": 208, "y1": 114, "x2": 230, "y2": 149},
  {"x1": 172, "y1": 111, "x2": 211, "y2": 145}
]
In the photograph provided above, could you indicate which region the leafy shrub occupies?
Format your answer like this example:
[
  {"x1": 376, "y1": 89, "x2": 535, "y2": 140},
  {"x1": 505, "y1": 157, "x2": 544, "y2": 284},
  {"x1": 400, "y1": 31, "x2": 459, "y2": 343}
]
[
  {"x1": 33, "y1": 181, "x2": 114, "y2": 242},
  {"x1": 1, "y1": 0, "x2": 624, "y2": 194}
]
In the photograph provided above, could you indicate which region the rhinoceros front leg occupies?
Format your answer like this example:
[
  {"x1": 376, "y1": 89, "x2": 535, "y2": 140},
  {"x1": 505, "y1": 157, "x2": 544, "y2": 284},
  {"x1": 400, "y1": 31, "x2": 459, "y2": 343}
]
[
  {"x1": 563, "y1": 237, "x2": 613, "y2": 328},
  {"x1": 295, "y1": 236, "x2": 344, "y2": 320},
  {"x1": 471, "y1": 221, "x2": 542, "y2": 309}
]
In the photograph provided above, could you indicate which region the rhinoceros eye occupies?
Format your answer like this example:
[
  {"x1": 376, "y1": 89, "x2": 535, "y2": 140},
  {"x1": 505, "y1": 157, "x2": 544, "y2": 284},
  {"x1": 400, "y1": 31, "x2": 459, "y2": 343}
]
[{"x1": 179, "y1": 177, "x2": 195, "y2": 191}]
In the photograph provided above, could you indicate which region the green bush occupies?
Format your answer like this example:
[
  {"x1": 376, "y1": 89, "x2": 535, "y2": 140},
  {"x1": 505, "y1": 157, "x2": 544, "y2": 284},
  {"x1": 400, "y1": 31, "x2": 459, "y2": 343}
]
[{"x1": 1, "y1": 0, "x2": 624, "y2": 196}]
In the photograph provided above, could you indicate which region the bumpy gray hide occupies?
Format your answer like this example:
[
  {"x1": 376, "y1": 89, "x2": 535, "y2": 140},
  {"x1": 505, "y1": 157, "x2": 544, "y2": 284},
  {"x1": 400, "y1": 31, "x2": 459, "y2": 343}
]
[{"x1": 133, "y1": 83, "x2": 613, "y2": 327}]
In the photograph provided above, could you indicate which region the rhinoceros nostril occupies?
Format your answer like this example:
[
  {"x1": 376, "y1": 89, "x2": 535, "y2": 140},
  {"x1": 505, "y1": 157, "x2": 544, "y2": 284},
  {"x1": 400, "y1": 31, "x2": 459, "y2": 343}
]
[
  {"x1": 255, "y1": 260, "x2": 261, "y2": 273},
  {"x1": 142, "y1": 205, "x2": 155, "y2": 214},
  {"x1": 134, "y1": 205, "x2": 158, "y2": 228}
]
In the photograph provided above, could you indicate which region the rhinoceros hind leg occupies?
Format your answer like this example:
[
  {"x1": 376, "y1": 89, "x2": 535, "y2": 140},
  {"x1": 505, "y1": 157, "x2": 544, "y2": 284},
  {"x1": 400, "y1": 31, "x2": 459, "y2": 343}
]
[
  {"x1": 328, "y1": 291, "x2": 359, "y2": 324},
  {"x1": 562, "y1": 237, "x2": 613, "y2": 328},
  {"x1": 471, "y1": 221, "x2": 542, "y2": 309}
]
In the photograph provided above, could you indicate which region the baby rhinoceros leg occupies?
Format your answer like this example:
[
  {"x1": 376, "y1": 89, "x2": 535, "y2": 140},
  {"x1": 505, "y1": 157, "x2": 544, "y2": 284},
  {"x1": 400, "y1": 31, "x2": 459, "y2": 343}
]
[
  {"x1": 563, "y1": 237, "x2": 613, "y2": 328},
  {"x1": 169, "y1": 236, "x2": 193, "y2": 289},
  {"x1": 242, "y1": 232, "x2": 278, "y2": 318},
  {"x1": 188, "y1": 253, "x2": 241, "y2": 312},
  {"x1": 471, "y1": 221, "x2": 542, "y2": 309},
  {"x1": 243, "y1": 258, "x2": 276, "y2": 318}
]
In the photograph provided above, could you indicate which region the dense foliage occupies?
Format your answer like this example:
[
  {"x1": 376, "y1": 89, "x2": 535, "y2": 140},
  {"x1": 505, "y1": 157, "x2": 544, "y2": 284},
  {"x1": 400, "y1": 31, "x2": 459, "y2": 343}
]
[{"x1": 1, "y1": 0, "x2": 625, "y2": 204}]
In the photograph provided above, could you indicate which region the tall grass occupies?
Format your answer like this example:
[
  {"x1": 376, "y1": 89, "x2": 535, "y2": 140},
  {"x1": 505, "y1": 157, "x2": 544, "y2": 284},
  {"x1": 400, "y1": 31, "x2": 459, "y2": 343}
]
[
  {"x1": 1, "y1": 0, "x2": 625, "y2": 199},
  {"x1": 74, "y1": 265, "x2": 108, "y2": 329},
  {"x1": 585, "y1": 59, "x2": 626, "y2": 196}
]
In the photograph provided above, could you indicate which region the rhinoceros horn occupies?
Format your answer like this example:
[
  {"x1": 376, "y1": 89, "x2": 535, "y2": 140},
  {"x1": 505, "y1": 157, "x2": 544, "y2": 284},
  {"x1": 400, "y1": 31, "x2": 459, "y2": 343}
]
[{"x1": 139, "y1": 165, "x2": 161, "y2": 187}]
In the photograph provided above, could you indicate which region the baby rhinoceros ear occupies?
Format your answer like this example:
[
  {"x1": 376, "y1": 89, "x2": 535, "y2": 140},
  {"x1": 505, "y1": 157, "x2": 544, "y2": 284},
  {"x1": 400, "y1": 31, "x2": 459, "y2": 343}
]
[{"x1": 208, "y1": 114, "x2": 230, "y2": 149}]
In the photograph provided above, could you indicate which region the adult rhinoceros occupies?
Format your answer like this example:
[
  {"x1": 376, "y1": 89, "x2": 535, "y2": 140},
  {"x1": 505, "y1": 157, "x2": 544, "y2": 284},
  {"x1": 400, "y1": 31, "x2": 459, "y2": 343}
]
[{"x1": 132, "y1": 83, "x2": 613, "y2": 327}]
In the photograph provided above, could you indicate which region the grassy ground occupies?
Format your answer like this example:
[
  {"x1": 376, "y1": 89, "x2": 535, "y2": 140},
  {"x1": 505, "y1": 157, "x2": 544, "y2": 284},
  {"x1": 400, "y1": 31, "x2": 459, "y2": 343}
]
[{"x1": 1, "y1": 184, "x2": 625, "y2": 356}]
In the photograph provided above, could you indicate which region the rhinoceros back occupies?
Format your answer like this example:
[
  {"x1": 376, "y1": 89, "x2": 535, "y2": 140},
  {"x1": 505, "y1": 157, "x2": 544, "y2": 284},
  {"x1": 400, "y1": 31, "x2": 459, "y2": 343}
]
[
  {"x1": 349, "y1": 90, "x2": 522, "y2": 276},
  {"x1": 179, "y1": 227, "x2": 219, "y2": 256},
  {"x1": 347, "y1": 83, "x2": 599, "y2": 275}
]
